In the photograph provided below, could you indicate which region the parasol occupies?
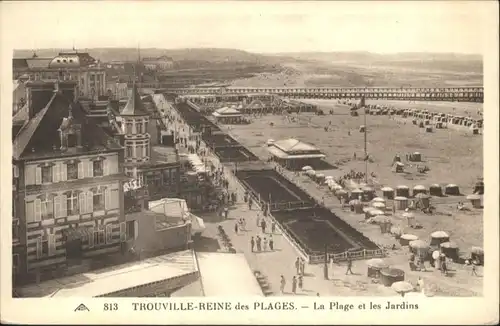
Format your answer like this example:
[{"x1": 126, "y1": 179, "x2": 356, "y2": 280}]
[
  {"x1": 471, "y1": 246, "x2": 484, "y2": 255},
  {"x1": 415, "y1": 193, "x2": 430, "y2": 199},
  {"x1": 430, "y1": 231, "x2": 449, "y2": 239},
  {"x1": 302, "y1": 166, "x2": 312, "y2": 171},
  {"x1": 409, "y1": 240, "x2": 429, "y2": 250},
  {"x1": 396, "y1": 185, "x2": 409, "y2": 190},
  {"x1": 325, "y1": 176, "x2": 334, "y2": 180},
  {"x1": 402, "y1": 212, "x2": 414, "y2": 219},
  {"x1": 381, "y1": 186, "x2": 394, "y2": 192},
  {"x1": 368, "y1": 209, "x2": 385, "y2": 216},
  {"x1": 336, "y1": 189, "x2": 347, "y2": 195},
  {"x1": 306, "y1": 169, "x2": 316, "y2": 176},
  {"x1": 366, "y1": 258, "x2": 389, "y2": 269},
  {"x1": 413, "y1": 185, "x2": 426, "y2": 191},
  {"x1": 351, "y1": 188, "x2": 363, "y2": 194},
  {"x1": 391, "y1": 281, "x2": 414, "y2": 293},
  {"x1": 440, "y1": 241, "x2": 458, "y2": 249},
  {"x1": 372, "y1": 215, "x2": 391, "y2": 224},
  {"x1": 400, "y1": 234, "x2": 418, "y2": 241},
  {"x1": 316, "y1": 173, "x2": 325, "y2": 179},
  {"x1": 390, "y1": 226, "x2": 402, "y2": 235},
  {"x1": 372, "y1": 202, "x2": 386, "y2": 209},
  {"x1": 432, "y1": 250, "x2": 440, "y2": 260},
  {"x1": 349, "y1": 199, "x2": 362, "y2": 206},
  {"x1": 372, "y1": 197, "x2": 386, "y2": 203}
]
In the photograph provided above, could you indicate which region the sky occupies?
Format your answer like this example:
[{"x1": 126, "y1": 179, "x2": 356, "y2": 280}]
[{"x1": 0, "y1": 1, "x2": 495, "y2": 55}]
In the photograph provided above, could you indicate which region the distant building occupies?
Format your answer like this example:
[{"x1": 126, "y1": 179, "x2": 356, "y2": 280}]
[
  {"x1": 13, "y1": 50, "x2": 107, "y2": 100},
  {"x1": 142, "y1": 55, "x2": 174, "y2": 71},
  {"x1": 12, "y1": 80, "x2": 126, "y2": 285}
]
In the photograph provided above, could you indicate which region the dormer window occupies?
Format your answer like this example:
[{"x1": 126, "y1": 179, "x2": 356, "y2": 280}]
[{"x1": 68, "y1": 134, "x2": 78, "y2": 147}]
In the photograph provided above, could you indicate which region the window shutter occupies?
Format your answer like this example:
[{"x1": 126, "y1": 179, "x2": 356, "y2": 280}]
[
  {"x1": 111, "y1": 189, "x2": 119, "y2": 210},
  {"x1": 52, "y1": 164, "x2": 60, "y2": 183},
  {"x1": 86, "y1": 191, "x2": 93, "y2": 213},
  {"x1": 88, "y1": 227, "x2": 95, "y2": 248},
  {"x1": 106, "y1": 224, "x2": 113, "y2": 243},
  {"x1": 60, "y1": 163, "x2": 67, "y2": 181},
  {"x1": 103, "y1": 160, "x2": 109, "y2": 176},
  {"x1": 104, "y1": 189, "x2": 111, "y2": 210},
  {"x1": 87, "y1": 161, "x2": 94, "y2": 178},
  {"x1": 34, "y1": 199, "x2": 42, "y2": 222},
  {"x1": 78, "y1": 162, "x2": 84, "y2": 179},
  {"x1": 25, "y1": 165, "x2": 35, "y2": 185},
  {"x1": 35, "y1": 167, "x2": 42, "y2": 185},
  {"x1": 60, "y1": 194, "x2": 68, "y2": 217},
  {"x1": 25, "y1": 201, "x2": 35, "y2": 223},
  {"x1": 79, "y1": 192, "x2": 87, "y2": 214},
  {"x1": 53, "y1": 196, "x2": 61, "y2": 218},
  {"x1": 48, "y1": 234, "x2": 56, "y2": 256},
  {"x1": 36, "y1": 238, "x2": 42, "y2": 259},
  {"x1": 120, "y1": 222, "x2": 126, "y2": 242}
]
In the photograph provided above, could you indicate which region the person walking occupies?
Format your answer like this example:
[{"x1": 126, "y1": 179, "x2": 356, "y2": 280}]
[
  {"x1": 300, "y1": 258, "x2": 306, "y2": 275},
  {"x1": 291, "y1": 276, "x2": 297, "y2": 294},
  {"x1": 298, "y1": 275, "x2": 303, "y2": 291},
  {"x1": 471, "y1": 263, "x2": 478, "y2": 276},
  {"x1": 224, "y1": 206, "x2": 229, "y2": 219},
  {"x1": 250, "y1": 237, "x2": 255, "y2": 252},
  {"x1": 242, "y1": 218, "x2": 247, "y2": 231},
  {"x1": 295, "y1": 257, "x2": 301, "y2": 274},
  {"x1": 271, "y1": 221, "x2": 276, "y2": 234},
  {"x1": 262, "y1": 237, "x2": 268, "y2": 251},
  {"x1": 269, "y1": 236, "x2": 274, "y2": 251},
  {"x1": 256, "y1": 236, "x2": 262, "y2": 252},
  {"x1": 261, "y1": 219, "x2": 267, "y2": 234},
  {"x1": 234, "y1": 222, "x2": 239, "y2": 234},
  {"x1": 280, "y1": 275, "x2": 286, "y2": 294},
  {"x1": 345, "y1": 257, "x2": 354, "y2": 275},
  {"x1": 256, "y1": 213, "x2": 261, "y2": 228},
  {"x1": 248, "y1": 197, "x2": 253, "y2": 210}
]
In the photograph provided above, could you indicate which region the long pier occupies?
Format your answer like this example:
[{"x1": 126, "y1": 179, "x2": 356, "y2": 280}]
[{"x1": 141, "y1": 84, "x2": 483, "y2": 102}]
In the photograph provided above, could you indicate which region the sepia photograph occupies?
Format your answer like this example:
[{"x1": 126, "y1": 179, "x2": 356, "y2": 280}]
[{"x1": 1, "y1": 1, "x2": 498, "y2": 324}]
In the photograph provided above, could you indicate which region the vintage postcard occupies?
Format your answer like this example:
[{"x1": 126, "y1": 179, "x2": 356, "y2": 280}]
[{"x1": 0, "y1": 1, "x2": 498, "y2": 324}]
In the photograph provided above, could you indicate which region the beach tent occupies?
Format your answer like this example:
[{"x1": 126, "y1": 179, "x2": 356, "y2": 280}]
[
  {"x1": 392, "y1": 162, "x2": 405, "y2": 173},
  {"x1": 429, "y1": 184, "x2": 443, "y2": 196}
]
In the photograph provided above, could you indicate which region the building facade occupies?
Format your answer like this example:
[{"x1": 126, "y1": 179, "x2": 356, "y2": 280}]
[
  {"x1": 13, "y1": 51, "x2": 107, "y2": 100},
  {"x1": 142, "y1": 55, "x2": 174, "y2": 71},
  {"x1": 12, "y1": 80, "x2": 126, "y2": 285}
]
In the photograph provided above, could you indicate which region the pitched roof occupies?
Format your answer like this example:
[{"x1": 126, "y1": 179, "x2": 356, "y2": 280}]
[
  {"x1": 12, "y1": 94, "x2": 55, "y2": 160},
  {"x1": 120, "y1": 83, "x2": 149, "y2": 116},
  {"x1": 13, "y1": 92, "x2": 122, "y2": 160},
  {"x1": 25, "y1": 58, "x2": 52, "y2": 69},
  {"x1": 13, "y1": 58, "x2": 29, "y2": 69},
  {"x1": 272, "y1": 138, "x2": 318, "y2": 153},
  {"x1": 214, "y1": 107, "x2": 241, "y2": 115}
]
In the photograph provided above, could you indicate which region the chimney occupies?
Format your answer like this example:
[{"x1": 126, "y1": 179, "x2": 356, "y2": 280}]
[{"x1": 25, "y1": 81, "x2": 56, "y2": 119}]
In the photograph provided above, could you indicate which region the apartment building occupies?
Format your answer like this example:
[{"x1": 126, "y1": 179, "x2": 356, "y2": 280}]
[{"x1": 12, "y1": 80, "x2": 126, "y2": 284}]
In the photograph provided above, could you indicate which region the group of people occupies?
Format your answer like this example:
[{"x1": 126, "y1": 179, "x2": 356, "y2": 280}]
[
  {"x1": 250, "y1": 235, "x2": 274, "y2": 252},
  {"x1": 279, "y1": 257, "x2": 308, "y2": 294}
]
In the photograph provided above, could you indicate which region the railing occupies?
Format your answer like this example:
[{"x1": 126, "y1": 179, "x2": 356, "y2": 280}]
[
  {"x1": 269, "y1": 201, "x2": 313, "y2": 212},
  {"x1": 308, "y1": 248, "x2": 385, "y2": 265}
]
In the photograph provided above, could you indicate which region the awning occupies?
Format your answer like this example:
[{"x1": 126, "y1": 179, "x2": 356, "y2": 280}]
[{"x1": 63, "y1": 227, "x2": 93, "y2": 241}]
